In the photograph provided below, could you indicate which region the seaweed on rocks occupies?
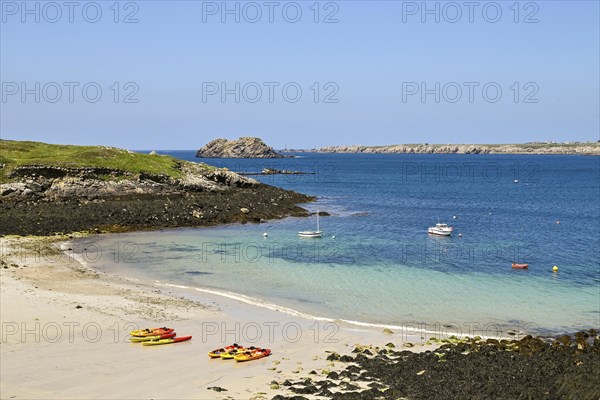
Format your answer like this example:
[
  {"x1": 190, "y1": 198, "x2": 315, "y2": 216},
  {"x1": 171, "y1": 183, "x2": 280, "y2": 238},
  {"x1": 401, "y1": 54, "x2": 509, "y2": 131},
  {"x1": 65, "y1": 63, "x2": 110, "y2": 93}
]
[
  {"x1": 0, "y1": 183, "x2": 312, "y2": 236},
  {"x1": 273, "y1": 330, "x2": 600, "y2": 400}
]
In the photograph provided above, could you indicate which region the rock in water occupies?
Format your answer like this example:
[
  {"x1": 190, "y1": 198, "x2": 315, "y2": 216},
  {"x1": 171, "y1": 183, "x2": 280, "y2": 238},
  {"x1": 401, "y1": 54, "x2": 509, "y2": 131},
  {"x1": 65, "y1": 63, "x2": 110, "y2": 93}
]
[{"x1": 195, "y1": 137, "x2": 284, "y2": 158}]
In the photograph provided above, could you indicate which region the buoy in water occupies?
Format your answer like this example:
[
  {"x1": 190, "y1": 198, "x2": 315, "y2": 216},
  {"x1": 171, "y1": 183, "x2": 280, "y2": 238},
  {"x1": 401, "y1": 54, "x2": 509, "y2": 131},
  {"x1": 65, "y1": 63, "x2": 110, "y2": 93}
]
[
  {"x1": 263, "y1": 232, "x2": 268, "y2": 237},
  {"x1": 553, "y1": 266, "x2": 559, "y2": 272},
  {"x1": 458, "y1": 233, "x2": 462, "y2": 238},
  {"x1": 332, "y1": 235, "x2": 336, "y2": 239},
  {"x1": 453, "y1": 215, "x2": 457, "y2": 219},
  {"x1": 556, "y1": 220, "x2": 560, "y2": 224}
]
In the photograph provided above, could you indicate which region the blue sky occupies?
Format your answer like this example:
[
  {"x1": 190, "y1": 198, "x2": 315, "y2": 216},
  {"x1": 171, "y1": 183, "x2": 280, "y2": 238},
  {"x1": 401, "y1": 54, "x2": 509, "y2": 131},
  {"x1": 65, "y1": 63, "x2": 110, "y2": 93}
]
[{"x1": 1, "y1": 1, "x2": 599, "y2": 149}]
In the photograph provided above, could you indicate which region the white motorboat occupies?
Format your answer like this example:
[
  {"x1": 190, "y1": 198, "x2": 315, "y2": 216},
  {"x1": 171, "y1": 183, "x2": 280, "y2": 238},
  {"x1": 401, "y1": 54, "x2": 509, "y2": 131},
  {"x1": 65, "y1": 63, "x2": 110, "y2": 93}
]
[{"x1": 428, "y1": 223, "x2": 453, "y2": 236}]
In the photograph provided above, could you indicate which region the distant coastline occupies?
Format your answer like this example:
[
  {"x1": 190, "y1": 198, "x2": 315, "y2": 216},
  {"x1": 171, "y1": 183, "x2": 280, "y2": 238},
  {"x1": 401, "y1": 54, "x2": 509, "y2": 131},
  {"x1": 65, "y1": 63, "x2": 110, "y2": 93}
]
[{"x1": 284, "y1": 142, "x2": 600, "y2": 156}]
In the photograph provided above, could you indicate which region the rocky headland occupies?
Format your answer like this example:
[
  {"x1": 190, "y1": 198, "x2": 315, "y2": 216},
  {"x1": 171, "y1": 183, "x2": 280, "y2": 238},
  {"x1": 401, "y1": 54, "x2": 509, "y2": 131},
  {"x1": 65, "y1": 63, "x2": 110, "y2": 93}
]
[
  {"x1": 305, "y1": 142, "x2": 600, "y2": 155},
  {"x1": 196, "y1": 137, "x2": 285, "y2": 158},
  {"x1": 0, "y1": 140, "x2": 312, "y2": 236}
]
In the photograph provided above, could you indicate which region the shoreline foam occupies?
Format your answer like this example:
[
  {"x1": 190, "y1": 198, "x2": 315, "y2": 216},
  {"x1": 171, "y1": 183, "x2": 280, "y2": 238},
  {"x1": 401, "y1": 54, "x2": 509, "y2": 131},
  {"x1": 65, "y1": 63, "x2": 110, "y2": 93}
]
[
  {"x1": 65, "y1": 231, "x2": 580, "y2": 339},
  {"x1": 0, "y1": 235, "x2": 436, "y2": 399}
]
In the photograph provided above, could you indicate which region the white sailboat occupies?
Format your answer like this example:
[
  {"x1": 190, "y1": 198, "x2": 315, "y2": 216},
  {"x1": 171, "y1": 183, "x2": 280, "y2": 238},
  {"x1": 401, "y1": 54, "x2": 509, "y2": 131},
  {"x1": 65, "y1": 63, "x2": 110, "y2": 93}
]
[{"x1": 298, "y1": 211, "x2": 323, "y2": 238}]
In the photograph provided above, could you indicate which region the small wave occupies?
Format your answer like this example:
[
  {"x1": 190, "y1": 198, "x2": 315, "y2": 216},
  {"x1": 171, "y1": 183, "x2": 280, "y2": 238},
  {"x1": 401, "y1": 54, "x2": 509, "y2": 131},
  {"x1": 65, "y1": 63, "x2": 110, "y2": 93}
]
[
  {"x1": 155, "y1": 281, "x2": 336, "y2": 322},
  {"x1": 70, "y1": 253, "x2": 89, "y2": 268},
  {"x1": 60, "y1": 242, "x2": 89, "y2": 269},
  {"x1": 61, "y1": 242, "x2": 140, "y2": 282},
  {"x1": 152, "y1": 281, "x2": 508, "y2": 338}
]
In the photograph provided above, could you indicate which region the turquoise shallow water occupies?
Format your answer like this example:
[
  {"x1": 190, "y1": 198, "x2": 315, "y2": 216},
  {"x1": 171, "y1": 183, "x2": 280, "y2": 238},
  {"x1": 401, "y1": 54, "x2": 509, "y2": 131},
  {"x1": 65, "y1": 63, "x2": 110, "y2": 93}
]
[{"x1": 74, "y1": 153, "x2": 600, "y2": 334}]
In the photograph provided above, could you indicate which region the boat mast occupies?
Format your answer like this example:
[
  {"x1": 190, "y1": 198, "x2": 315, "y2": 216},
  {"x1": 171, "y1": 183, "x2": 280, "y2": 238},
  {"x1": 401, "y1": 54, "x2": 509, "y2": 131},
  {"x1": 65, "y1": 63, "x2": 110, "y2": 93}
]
[{"x1": 317, "y1": 211, "x2": 320, "y2": 232}]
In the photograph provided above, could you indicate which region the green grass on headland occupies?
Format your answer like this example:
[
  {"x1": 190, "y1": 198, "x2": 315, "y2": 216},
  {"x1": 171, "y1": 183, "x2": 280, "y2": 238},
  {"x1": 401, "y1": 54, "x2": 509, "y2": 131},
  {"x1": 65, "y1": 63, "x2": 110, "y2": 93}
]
[{"x1": 0, "y1": 140, "x2": 211, "y2": 183}]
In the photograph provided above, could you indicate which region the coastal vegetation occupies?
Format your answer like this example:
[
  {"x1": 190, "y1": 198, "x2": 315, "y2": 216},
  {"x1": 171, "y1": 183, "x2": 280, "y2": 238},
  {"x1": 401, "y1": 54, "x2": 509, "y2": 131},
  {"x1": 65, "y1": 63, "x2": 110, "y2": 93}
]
[
  {"x1": 0, "y1": 139, "x2": 207, "y2": 183},
  {"x1": 0, "y1": 139, "x2": 312, "y2": 236}
]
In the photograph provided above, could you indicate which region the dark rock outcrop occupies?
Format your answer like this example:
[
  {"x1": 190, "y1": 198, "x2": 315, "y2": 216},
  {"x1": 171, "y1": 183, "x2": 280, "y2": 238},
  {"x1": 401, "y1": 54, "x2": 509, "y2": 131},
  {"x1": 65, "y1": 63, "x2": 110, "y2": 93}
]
[
  {"x1": 196, "y1": 137, "x2": 284, "y2": 158},
  {"x1": 0, "y1": 163, "x2": 313, "y2": 236},
  {"x1": 239, "y1": 168, "x2": 314, "y2": 176},
  {"x1": 274, "y1": 330, "x2": 600, "y2": 400}
]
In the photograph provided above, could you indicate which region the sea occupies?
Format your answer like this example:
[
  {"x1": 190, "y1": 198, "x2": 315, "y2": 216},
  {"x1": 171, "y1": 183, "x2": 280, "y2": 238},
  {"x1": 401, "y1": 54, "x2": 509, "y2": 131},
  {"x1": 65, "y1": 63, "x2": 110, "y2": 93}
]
[{"x1": 73, "y1": 152, "x2": 600, "y2": 335}]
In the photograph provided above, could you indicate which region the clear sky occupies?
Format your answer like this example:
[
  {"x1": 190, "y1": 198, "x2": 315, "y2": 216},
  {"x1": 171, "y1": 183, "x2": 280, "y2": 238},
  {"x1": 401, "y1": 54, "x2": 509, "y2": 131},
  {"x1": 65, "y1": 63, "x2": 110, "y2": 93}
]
[{"x1": 1, "y1": 0, "x2": 599, "y2": 149}]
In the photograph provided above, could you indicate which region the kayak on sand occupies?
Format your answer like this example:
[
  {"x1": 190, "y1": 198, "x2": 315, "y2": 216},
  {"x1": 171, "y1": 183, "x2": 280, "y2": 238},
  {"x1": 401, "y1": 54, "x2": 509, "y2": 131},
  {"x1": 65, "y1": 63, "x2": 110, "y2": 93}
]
[
  {"x1": 130, "y1": 327, "x2": 174, "y2": 337},
  {"x1": 221, "y1": 346, "x2": 258, "y2": 359},
  {"x1": 234, "y1": 348, "x2": 271, "y2": 362},
  {"x1": 142, "y1": 336, "x2": 192, "y2": 346},
  {"x1": 130, "y1": 332, "x2": 176, "y2": 342},
  {"x1": 208, "y1": 343, "x2": 244, "y2": 358}
]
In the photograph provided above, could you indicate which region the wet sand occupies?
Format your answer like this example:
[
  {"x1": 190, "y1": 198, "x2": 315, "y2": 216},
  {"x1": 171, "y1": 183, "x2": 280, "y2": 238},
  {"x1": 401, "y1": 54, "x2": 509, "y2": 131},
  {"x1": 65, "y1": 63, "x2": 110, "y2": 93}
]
[{"x1": 0, "y1": 235, "x2": 436, "y2": 400}]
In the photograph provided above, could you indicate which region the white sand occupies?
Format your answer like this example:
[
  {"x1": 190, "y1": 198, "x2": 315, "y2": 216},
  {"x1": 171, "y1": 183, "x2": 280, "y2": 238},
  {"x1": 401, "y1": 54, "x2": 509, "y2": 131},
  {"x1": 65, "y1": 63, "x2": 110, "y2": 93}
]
[{"x1": 0, "y1": 236, "x2": 435, "y2": 399}]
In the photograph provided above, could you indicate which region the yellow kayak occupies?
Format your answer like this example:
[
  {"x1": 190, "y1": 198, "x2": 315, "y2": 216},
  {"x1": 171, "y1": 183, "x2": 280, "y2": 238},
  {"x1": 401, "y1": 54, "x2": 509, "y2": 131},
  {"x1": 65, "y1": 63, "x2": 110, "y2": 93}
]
[
  {"x1": 130, "y1": 332, "x2": 176, "y2": 342},
  {"x1": 142, "y1": 336, "x2": 192, "y2": 346},
  {"x1": 208, "y1": 343, "x2": 243, "y2": 358},
  {"x1": 220, "y1": 346, "x2": 252, "y2": 359},
  {"x1": 130, "y1": 327, "x2": 174, "y2": 337},
  {"x1": 234, "y1": 348, "x2": 271, "y2": 362}
]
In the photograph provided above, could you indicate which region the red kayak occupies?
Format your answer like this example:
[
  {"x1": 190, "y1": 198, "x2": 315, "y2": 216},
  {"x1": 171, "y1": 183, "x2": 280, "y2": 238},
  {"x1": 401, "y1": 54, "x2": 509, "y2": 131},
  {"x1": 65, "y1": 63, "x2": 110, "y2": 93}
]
[{"x1": 512, "y1": 263, "x2": 529, "y2": 269}]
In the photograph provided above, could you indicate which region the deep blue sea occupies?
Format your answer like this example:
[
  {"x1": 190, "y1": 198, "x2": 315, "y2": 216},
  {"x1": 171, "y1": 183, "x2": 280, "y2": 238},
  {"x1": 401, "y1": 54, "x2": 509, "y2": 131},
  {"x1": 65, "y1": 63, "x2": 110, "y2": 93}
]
[{"x1": 76, "y1": 152, "x2": 600, "y2": 335}]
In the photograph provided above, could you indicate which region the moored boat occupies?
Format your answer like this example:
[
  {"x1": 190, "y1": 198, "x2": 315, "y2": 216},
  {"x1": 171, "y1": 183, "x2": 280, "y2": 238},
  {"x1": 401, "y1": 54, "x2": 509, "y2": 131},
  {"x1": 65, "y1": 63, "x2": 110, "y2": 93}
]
[
  {"x1": 512, "y1": 263, "x2": 529, "y2": 269},
  {"x1": 299, "y1": 211, "x2": 323, "y2": 238},
  {"x1": 298, "y1": 231, "x2": 323, "y2": 238},
  {"x1": 428, "y1": 223, "x2": 453, "y2": 236}
]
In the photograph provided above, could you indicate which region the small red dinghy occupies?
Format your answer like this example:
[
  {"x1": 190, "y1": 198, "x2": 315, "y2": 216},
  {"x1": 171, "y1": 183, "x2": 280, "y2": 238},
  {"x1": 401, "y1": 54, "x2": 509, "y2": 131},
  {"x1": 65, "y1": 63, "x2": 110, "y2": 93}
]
[{"x1": 512, "y1": 263, "x2": 529, "y2": 269}]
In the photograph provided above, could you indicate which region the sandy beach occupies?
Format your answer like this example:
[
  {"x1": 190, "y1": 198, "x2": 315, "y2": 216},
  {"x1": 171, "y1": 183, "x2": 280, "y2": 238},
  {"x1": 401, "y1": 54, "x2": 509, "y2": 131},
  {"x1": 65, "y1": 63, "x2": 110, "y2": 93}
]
[
  {"x1": 0, "y1": 235, "x2": 435, "y2": 400},
  {"x1": 4, "y1": 0, "x2": 599, "y2": 396}
]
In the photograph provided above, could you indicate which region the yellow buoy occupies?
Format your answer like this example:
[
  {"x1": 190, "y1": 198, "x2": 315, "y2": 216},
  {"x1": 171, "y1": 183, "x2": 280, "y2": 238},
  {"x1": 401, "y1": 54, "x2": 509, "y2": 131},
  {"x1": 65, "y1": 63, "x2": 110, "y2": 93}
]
[{"x1": 553, "y1": 266, "x2": 559, "y2": 272}]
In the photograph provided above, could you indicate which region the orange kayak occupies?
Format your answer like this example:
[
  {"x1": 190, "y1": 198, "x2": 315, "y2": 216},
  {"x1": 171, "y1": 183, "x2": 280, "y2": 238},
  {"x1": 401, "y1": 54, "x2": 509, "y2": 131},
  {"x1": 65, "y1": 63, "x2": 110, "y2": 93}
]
[
  {"x1": 512, "y1": 263, "x2": 529, "y2": 269},
  {"x1": 234, "y1": 348, "x2": 271, "y2": 362}
]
